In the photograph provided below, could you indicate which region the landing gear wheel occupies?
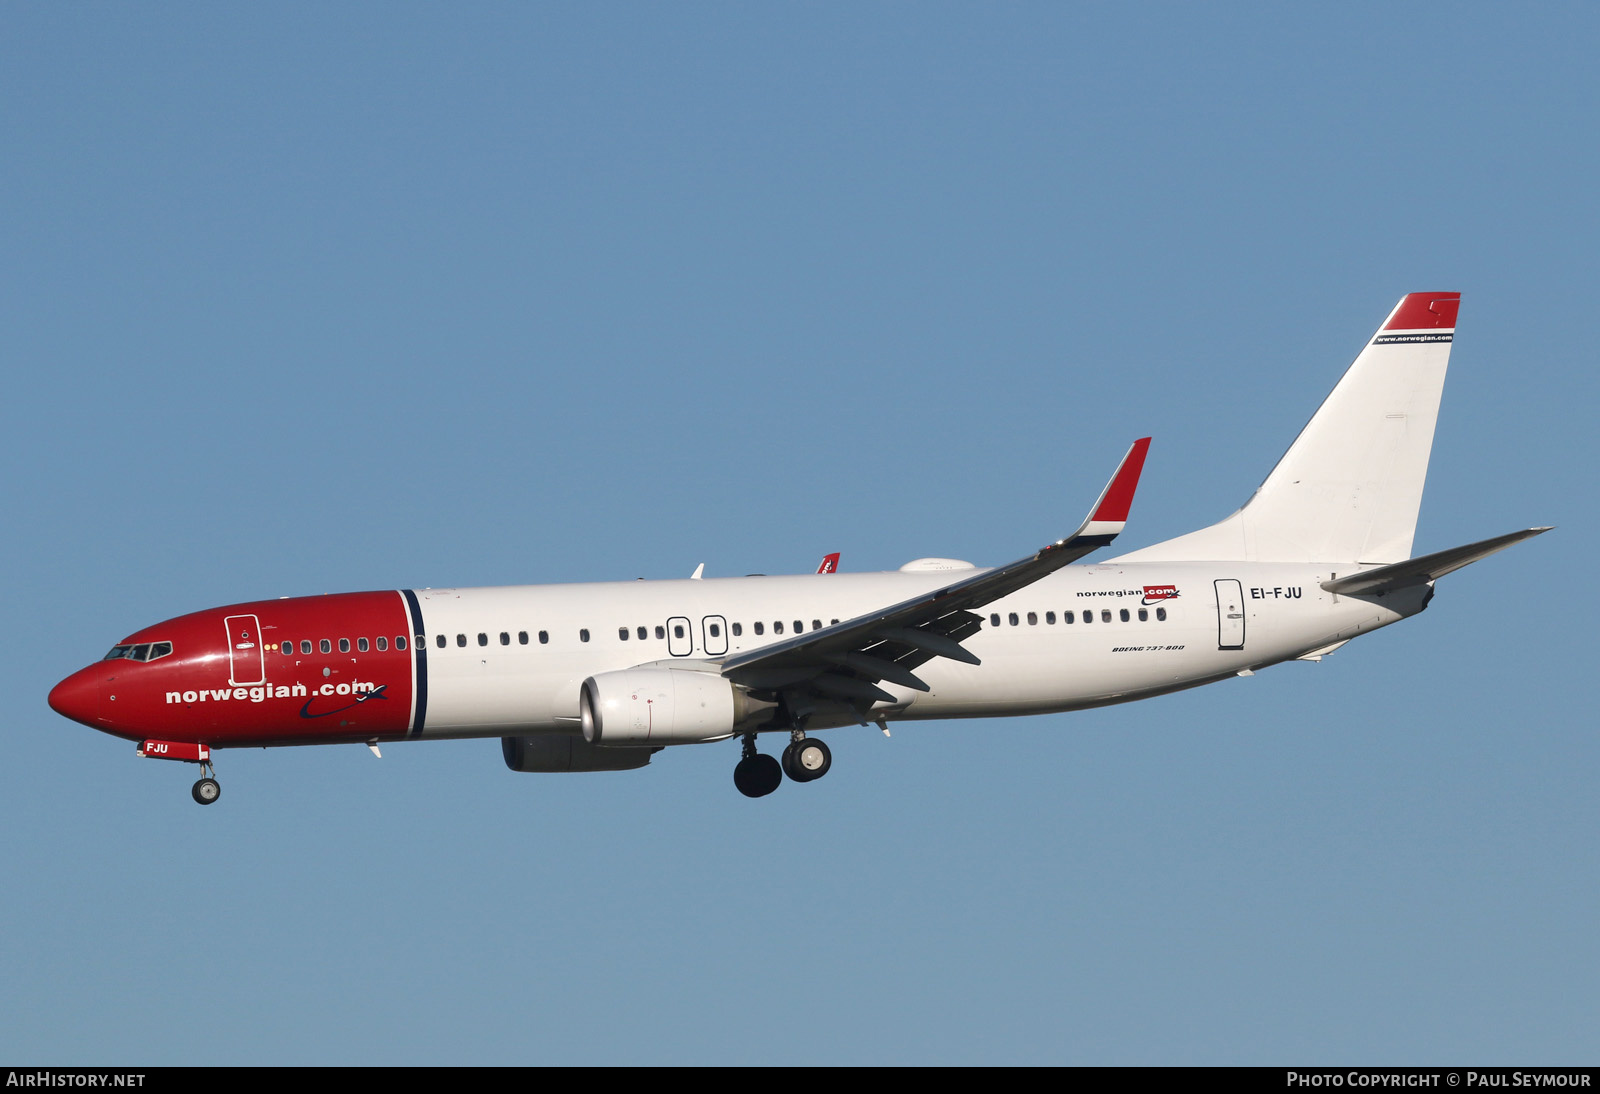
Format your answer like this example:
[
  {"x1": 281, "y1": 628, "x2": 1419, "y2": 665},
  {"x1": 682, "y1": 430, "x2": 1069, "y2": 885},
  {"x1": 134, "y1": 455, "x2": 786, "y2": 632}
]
[
  {"x1": 192, "y1": 777, "x2": 221, "y2": 805},
  {"x1": 793, "y1": 737, "x2": 831, "y2": 782},
  {"x1": 781, "y1": 741, "x2": 803, "y2": 782},
  {"x1": 733, "y1": 754, "x2": 782, "y2": 798}
]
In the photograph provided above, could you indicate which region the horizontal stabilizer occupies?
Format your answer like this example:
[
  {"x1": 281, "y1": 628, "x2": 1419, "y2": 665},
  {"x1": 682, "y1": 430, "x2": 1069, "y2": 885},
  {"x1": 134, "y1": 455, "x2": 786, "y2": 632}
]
[{"x1": 1320, "y1": 527, "x2": 1551, "y2": 596}]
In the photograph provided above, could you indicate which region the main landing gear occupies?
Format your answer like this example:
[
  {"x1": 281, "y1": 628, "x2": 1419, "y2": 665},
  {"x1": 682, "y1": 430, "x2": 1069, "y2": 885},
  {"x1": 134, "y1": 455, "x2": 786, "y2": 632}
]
[
  {"x1": 732, "y1": 731, "x2": 833, "y2": 798},
  {"x1": 733, "y1": 733, "x2": 782, "y2": 798}
]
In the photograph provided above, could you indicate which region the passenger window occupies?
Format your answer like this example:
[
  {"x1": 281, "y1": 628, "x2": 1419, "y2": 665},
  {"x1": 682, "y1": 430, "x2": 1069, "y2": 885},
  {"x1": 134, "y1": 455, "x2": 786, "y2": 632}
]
[
  {"x1": 301, "y1": 640, "x2": 313, "y2": 654},
  {"x1": 1046, "y1": 612, "x2": 1056, "y2": 624},
  {"x1": 1008, "y1": 613, "x2": 1019, "y2": 626},
  {"x1": 377, "y1": 636, "x2": 388, "y2": 651},
  {"x1": 337, "y1": 638, "x2": 349, "y2": 652},
  {"x1": 710, "y1": 623, "x2": 721, "y2": 638},
  {"x1": 1101, "y1": 610, "x2": 1112, "y2": 623},
  {"x1": 813, "y1": 619, "x2": 822, "y2": 631},
  {"x1": 1119, "y1": 609, "x2": 1129, "y2": 622},
  {"x1": 1156, "y1": 607, "x2": 1167, "y2": 622},
  {"x1": 477, "y1": 633, "x2": 487, "y2": 647},
  {"x1": 500, "y1": 632, "x2": 510, "y2": 646},
  {"x1": 436, "y1": 635, "x2": 446, "y2": 648},
  {"x1": 1027, "y1": 612, "x2": 1037, "y2": 625},
  {"x1": 580, "y1": 629, "x2": 590, "y2": 643},
  {"x1": 637, "y1": 627, "x2": 647, "y2": 640},
  {"x1": 754, "y1": 622, "x2": 765, "y2": 635},
  {"x1": 1082, "y1": 612, "x2": 1092, "y2": 625},
  {"x1": 831, "y1": 619, "x2": 839, "y2": 625},
  {"x1": 456, "y1": 634, "x2": 467, "y2": 648},
  {"x1": 358, "y1": 637, "x2": 369, "y2": 652},
  {"x1": 1138, "y1": 609, "x2": 1148, "y2": 622},
  {"x1": 518, "y1": 631, "x2": 528, "y2": 645},
  {"x1": 990, "y1": 614, "x2": 1001, "y2": 627},
  {"x1": 539, "y1": 631, "x2": 549, "y2": 644},
  {"x1": 673, "y1": 624, "x2": 685, "y2": 639},
  {"x1": 282, "y1": 642, "x2": 295, "y2": 656},
  {"x1": 774, "y1": 622, "x2": 784, "y2": 635},
  {"x1": 793, "y1": 621, "x2": 803, "y2": 633},
  {"x1": 732, "y1": 623, "x2": 742, "y2": 637},
  {"x1": 398, "y1": 636, "x2": 408, "y2": 650},
  {"x1": 318, "y1": 639, "x2": 331, "y2": 653},
  {"x1": 618, "y1": 627, "x2": 629, "y2": 641},
  {"x1": 655, "y1": 625, "x2": 665, "y2": 639}
]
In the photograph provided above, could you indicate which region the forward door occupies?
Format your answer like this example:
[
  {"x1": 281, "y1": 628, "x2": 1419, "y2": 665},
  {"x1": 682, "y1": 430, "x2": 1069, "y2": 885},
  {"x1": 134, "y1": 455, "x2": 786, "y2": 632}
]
[{"x1": 225, "y1": 614, "x2": 266, "y2": 685}]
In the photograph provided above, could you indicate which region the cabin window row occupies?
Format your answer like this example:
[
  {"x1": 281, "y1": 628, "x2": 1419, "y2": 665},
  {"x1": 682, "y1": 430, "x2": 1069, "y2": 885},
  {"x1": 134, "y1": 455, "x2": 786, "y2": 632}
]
[
  {"x1": 988, "y1": 607, "x2": 1168, "y2": 626},
  {"x1": 422, "y1": 617, "x2": 848, "y2": 649},
  {"x1": 280, "y1": 636, "x2": 411, "y2": 655},
  {"x1": 436, "y1": 631, "x2": 548, "y2": 648},
  {"x1": 278, "y1": 609, "x2": 1163, "y2": 657}
]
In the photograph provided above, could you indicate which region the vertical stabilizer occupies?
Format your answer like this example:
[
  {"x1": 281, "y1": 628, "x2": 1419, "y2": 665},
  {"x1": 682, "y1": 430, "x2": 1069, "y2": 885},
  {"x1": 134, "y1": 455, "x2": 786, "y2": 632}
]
[{"x1": 1115, "y1": 293, "x2": 1459, "y2": 565}]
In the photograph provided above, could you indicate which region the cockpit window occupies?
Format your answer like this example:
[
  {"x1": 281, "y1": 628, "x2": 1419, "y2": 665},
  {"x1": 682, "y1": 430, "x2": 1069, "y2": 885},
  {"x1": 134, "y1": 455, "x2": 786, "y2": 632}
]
[{"x1": 102, "y1": 641, "x2": 174, "y2": 663}]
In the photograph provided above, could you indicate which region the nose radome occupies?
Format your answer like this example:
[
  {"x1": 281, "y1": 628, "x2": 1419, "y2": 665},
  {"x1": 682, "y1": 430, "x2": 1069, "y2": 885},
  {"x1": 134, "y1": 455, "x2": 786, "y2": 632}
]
[{"x1": 48, "y1": 668, "x2": 101, "y2": 726}]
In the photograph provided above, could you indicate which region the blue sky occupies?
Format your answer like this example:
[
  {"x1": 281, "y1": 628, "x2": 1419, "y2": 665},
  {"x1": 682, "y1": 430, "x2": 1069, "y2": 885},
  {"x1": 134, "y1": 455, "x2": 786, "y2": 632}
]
[{"x1": 3, "y1": 4, "x2": 1594, "y2": 1064}]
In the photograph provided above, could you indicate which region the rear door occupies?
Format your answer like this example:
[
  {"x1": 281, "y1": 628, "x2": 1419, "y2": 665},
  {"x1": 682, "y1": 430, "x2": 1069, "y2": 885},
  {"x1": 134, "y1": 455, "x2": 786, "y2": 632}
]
[{"x1": 1214, "y1": 580, "x2": 1245, "y2": 650}]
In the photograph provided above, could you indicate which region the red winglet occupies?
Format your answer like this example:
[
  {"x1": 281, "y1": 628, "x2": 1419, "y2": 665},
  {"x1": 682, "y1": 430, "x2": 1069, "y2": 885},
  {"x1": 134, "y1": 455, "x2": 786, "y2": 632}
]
[
  {"x1": 1091, "y1": 437, "x2": 1151, "y2": 524},
  {"x1": 1384, "y1": 292, "x2": 1461, "y2": 330},
  {"x1": 816, "y1": 552, "x2": 840, "y2": 574}
]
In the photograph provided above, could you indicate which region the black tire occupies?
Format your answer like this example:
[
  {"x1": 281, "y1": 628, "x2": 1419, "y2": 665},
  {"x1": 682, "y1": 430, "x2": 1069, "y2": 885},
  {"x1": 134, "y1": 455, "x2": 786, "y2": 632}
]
[
  {"x1": 734, "y1": 754, "x2": 782, "y2": 798},
  {"x1": 794, "y1": 737, "x2": 831, "y2": 781},
  {"x1": 780, "y1": 741, "x2": 803, "y2": 782},
  {"x1": 192, "y1": 778, "x2": 221, "y2": 805}
]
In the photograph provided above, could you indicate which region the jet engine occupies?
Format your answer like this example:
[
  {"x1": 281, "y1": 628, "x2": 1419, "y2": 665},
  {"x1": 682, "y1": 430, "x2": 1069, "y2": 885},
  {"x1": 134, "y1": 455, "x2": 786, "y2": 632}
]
[
  {"x1": 501, "y1": 733, "x2": 657, "y2": 773},
  {"x1": 580, "y1": 667, "x2": 758, "y2": 746}
]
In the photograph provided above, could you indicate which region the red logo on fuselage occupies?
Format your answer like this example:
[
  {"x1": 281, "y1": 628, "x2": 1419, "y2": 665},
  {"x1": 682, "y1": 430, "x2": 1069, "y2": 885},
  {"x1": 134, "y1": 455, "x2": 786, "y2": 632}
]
[{"x1": 1142, "y1": 585, "x2": 1179, "y2": 604}]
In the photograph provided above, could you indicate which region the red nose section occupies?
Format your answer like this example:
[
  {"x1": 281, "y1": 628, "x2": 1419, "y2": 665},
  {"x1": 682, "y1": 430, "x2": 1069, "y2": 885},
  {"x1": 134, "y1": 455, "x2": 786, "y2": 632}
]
[{"x1": 48, "y1": 667, "x2": 101, "y2": 727}]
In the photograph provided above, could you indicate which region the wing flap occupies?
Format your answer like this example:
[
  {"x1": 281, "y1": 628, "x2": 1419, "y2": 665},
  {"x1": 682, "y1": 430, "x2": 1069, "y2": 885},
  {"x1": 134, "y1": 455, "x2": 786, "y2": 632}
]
[{"x1": 722, "y1": 438, "x2": 1151, "y2": 699}]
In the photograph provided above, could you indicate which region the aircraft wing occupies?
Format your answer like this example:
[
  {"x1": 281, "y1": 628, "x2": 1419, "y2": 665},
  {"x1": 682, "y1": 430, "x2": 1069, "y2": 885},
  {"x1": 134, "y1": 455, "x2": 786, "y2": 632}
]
[{"x1": 720, "y1": 438, "x2": 1151, "y2": 705}]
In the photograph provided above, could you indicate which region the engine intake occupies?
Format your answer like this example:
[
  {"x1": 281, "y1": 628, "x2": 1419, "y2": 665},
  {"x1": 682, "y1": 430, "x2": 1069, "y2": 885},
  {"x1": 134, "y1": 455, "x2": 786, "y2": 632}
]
[{"x1": 581, "y1": 668, "x2": 752, "y2": 746}]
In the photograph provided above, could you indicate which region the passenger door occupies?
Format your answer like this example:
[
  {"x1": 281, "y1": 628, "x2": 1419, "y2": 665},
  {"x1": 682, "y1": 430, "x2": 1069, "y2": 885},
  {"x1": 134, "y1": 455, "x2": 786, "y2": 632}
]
[
  {"x1": 225, "y1": 614, "x2": 266, "y2": 685},
  {"x1": 1214, "y1": 579, "x2": 1246, "y2": 650}
]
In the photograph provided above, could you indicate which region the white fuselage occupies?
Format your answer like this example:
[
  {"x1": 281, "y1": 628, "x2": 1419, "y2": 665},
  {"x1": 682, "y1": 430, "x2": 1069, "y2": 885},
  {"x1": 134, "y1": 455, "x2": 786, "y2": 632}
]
[{"x1": 411, "y1": 561, "x2": 1425, "y2": 740}]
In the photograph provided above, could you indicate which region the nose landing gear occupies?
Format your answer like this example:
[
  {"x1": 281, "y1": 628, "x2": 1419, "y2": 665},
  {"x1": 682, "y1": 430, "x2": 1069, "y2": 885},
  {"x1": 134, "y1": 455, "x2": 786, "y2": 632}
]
[
  {"x1": 192, "y1": 770, "x2": 222, "y2": 805},
  {"x1": 136, "y1": 740, "x2": 221, "y2": 805}
]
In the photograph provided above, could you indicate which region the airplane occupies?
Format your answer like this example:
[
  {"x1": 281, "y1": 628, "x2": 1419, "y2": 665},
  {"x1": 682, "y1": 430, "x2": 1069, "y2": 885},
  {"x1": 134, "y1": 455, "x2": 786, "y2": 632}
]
[{"x1": 48, "y1": 292, "x2": 1550, "y2": 804}]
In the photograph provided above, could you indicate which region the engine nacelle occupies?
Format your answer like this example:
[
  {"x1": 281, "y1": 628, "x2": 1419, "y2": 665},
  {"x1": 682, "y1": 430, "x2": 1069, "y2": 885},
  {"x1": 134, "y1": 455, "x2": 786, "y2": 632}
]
[
  {"x1": 501, "y1": 734, "x2": 656, "y2": 773},
  {"x1": 581, "y1": 667, "x2": 750, "y2": 746}
]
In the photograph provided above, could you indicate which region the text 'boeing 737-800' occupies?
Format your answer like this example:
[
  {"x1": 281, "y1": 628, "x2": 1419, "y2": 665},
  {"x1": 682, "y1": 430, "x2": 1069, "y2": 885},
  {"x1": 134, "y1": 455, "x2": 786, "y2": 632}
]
[{"x1": 49, "y1": 293, "x2": 1549, "y2": 802}]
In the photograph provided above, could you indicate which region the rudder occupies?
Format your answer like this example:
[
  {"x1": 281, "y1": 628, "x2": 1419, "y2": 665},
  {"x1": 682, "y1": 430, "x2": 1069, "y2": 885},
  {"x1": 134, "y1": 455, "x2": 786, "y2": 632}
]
[{"x1": 1115, "y1": 292, "x2": 1460, "y2": 565}]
